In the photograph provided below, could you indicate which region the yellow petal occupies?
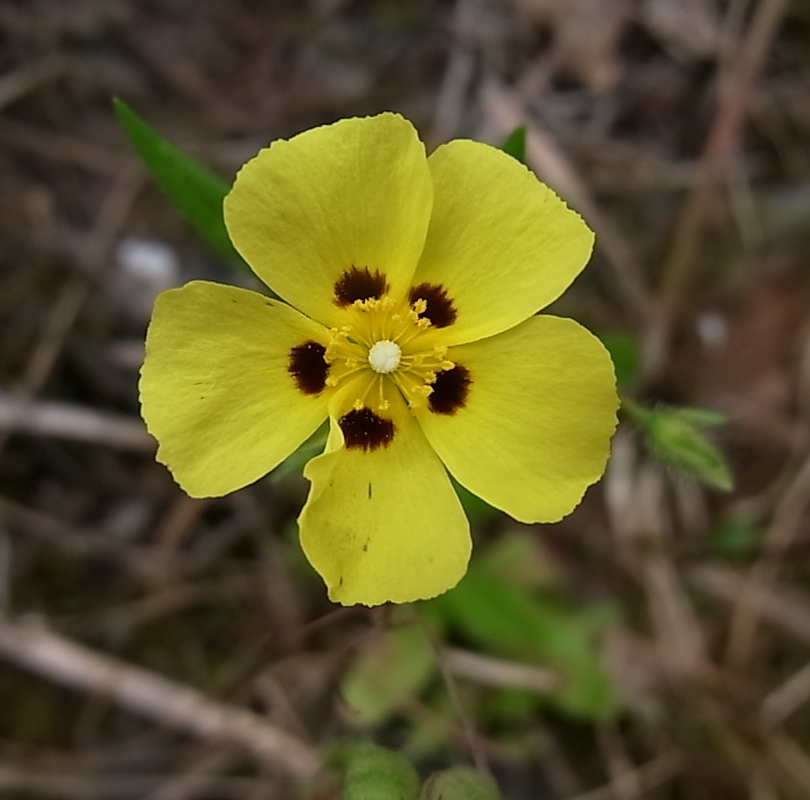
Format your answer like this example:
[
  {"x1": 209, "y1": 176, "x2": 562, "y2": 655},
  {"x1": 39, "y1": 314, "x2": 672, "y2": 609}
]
[
  {"x1": 416, "y1": 315, "x2": 618, "y2": 522},
  {"x1": 412, "y1": 140, "x2": 594, "y2": 346},
  {"x1": 140, "y1": 281, "x2": 330, "y2": 497},
  {"x1": 299, "y1": 385, "x2": 470, "y2": 606},
  {"x1": 224, "y1": 114, "x2": 433, "y2": 327}
]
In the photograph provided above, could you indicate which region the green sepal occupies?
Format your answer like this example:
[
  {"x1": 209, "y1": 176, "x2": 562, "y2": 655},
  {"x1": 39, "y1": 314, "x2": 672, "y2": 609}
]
[
  {"x1": 113, "y1": 98, "x2": 245, "y2": 266},
  {"x1": 500, "y1": 126, "x2": 527, "y2": 165},
  {"x1": 667, "y1": 406, "x2": 729, "y2": 428},
  {"x1": 421, "y1": 767, "x2": 501, "y2": 800},
  {"x1": 624, "y1": 400, "x2": 734, "y2": 491}
]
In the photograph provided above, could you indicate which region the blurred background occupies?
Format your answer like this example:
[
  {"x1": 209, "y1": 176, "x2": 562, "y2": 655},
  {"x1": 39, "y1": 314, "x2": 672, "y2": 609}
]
[{"x1": 1, "y1": 0, "x2": 810, "y2": 798}]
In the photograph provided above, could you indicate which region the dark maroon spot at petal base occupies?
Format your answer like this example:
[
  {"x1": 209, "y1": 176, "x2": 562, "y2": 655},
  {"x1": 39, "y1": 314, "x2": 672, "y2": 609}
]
[
  {"x1": 288, "y1": 341, "x2": 328, "y2": 395},
  {"x1": 429, "y1": 365, "x2": 471, "y2": 415},
  {"x1": 334, "y1": 266, "x2": 389, "y2": 307},
  {"x1": 409, "y1": 282, "x2": 457, "y2": 328},
  {"x1": 339, "y1": 407, "x2": 395, "y2": 451}
]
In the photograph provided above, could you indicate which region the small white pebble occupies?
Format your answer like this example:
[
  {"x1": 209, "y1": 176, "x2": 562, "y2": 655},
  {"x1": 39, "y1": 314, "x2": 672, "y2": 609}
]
[
  {"x1": 696, "y1": 311, "x2": 728, "y2": 348},
  {"x1": 117, "y1": 237, "x2": 179, "y2": 285},
  {"x1": 112, "y1": 237, "x2": 180, "y2": 319}
]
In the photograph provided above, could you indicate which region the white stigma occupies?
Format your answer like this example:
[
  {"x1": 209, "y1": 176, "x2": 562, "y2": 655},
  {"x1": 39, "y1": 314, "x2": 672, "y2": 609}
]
[{"x1": 368, "y1": 339, "x2": 401, "y2": 373}]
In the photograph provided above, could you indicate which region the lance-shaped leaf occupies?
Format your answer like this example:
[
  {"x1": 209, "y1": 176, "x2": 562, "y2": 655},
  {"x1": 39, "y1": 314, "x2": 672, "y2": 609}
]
[
  {"x1": 500, "y1": 125, "x2": 527, "y2": 165},
  {"x1": 113, "y1": 98, "x2": 244, "y2": 265}
]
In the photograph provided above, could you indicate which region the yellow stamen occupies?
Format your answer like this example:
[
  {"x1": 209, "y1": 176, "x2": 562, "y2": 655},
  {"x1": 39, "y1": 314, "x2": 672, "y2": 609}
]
[{"x1": 323, "y1": 293, "x2": 454, "y2": 412}]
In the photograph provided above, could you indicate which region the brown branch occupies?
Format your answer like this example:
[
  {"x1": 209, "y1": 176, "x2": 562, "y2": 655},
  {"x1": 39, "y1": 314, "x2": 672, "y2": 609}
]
[
  {"x1": 480, "y1": 78, "x2": 651, "y2": 323},
  {"x1": 563, "y1": 751, "x2": 684, "y2": 800},
  {"x1": 646, "y1": 0, "x2": 790, "y2": 376},
  {"x1": 0, "y1": 391, "x2": 153, "y2": 451},
  {"x1": 0, "y1": 616, "x2": 321, "y2": 780}
]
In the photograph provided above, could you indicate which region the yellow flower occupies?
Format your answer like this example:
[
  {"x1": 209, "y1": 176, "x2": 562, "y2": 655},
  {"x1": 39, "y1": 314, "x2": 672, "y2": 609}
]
[{"x1": 140, "y1": 114, "x2": 618, "y2": 607}]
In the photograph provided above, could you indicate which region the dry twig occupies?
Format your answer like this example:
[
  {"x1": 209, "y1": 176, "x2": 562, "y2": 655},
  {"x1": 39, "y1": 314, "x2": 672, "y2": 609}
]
[
  {"x1": 724, "y1": 451, "x2": 810, "y2": 668},
  {"x1": 563, "y1": 750, "x2": 683, "y2": 800},
  {"x1": 690, "y1": 562, "x2": 810, "y2": 648},
  {"x1": 0, "y1": 497, "x2": 170, "y2": 584},
  {"x1": 480, "y1": 78, "x2": 651, "y2": 321},
  {"x1": 0, "y1": 167, "x2": 143, "y2": 459},
  {"x1": 0, "y1": 616, "x2": 321, "y2": 780},
  {"x1": 0, "y1": 55, "x2": 66, "y2": 110},
  {"x1": 442, "y1": 647, "x2": 560, "y2": 694},
  {"x1": 432, "y1": 0, "x2": 485, "y2": 142},
  {"x1": 0, "y1": 391, "x2": 153, "y2": 450},
  {"x1": 647, "y1": 0, "x2": 790, "y2": 375},
  {"x1": 0, "y1": 763, "x2": 268, "y2": 800},
  {"x1": 760, "y1": 659, "x2": 810, "y2": 726}
]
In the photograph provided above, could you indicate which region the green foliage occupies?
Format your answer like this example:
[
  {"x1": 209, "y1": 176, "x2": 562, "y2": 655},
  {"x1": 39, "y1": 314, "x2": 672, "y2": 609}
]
[
  {"x1": 500, "y1": 126, "x2": 527, "y2": 164},
  {"x1": 429, "y1": 567, "x2": 619, "y2": 720},
  {"x1": 479, "y1": 527, "x2": 558, "y2": 589},
  {"x1": 113, "y1": 98, "x2": 245, "y2": 265},
  {"x1": 709, "y1": 516, "x2": 763, "y2": 558},
  {"x1": 451, "y1": 478, "x2": 500, "y2": 521},
  {"x1": 421, "y1": 767, "x2": 501, "y2": 800},
  {"x1": 667, "y1": 406, "x2": 729, "y2": 428},
  {"x1": 340, "y1": 622, "x2": 436, "y2": 727},
  {"x1": 331, "y1": 743, "x2": 420, "y2": 800},
  {"x1": 269, "y1": 422, "x2": 328, "y2": 482},
  {"x1": 327, "y1": 744, "x2": 503, "y2": 800},
  {"x1": 340, "y1": 530, "x2": 619, "y2": 736},
  {"x1": 425, "y1": 533, "x2": 620, "y2": 722},
  {"x1": 479, "y1": 686, "x2": 540, "y2": 727},
  {"x1": 624, "y1": 400, "x2": 734, "y2": 491},
  {"x1": 600, "y1": 332, "x2": 640, "y2": 390}
]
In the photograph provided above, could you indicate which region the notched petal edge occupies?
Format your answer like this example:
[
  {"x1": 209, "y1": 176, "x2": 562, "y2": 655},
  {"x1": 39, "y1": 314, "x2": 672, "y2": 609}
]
[
  {"x1": 339, "y1": 407, "x2": 395, "y2": 451},
  {"x1": 429, "y1": 364, "x2": 471, "y2": 415},
  {"x1": 334, "y1": 266, "x2": 389, "y2": 307},
  {"x1": 288, "y1": 341, "x2": 329, "y2": 395}
]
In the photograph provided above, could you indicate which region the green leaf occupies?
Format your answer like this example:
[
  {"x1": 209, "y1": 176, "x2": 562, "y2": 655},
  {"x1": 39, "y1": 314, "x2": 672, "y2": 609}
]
[
  {"x1": 421, "y1": 767, "x2": 501, "y2": 800},
  {"x1": 332, "y1": 743, "x2": 419, "y2": 800},
  {"x1": 451, "y1": 478, "x2": 499, "y2": 521},
  {"x1": 709, "y1": 516, "x2": 763, "y2": 558},
  {"x1": 624, "y1": 400, "x2": 734, "y2": 491},
  {"x1": 427, "y1": 568, "x2": 619, "y2": 720},
  {"x1": 479, "y1": 528, "x2": 558, "y2": 590},
  {"x1": 268, "y1": 422, "x2": 328, "y2": 482},
  {"x1": 599, "y1": 332, "x2": 639, "y2": 390},
  {"x1": 340, "y1": 623, "x2": 436, "y2": 727},
  {"x1": 113, "y1": 98, "x2": 244, "y2": 265},
  {"x1": 480, "y1": 686, "x2": 541, "y2": 726},
  {"x1": 500, "y1": 126, "x2": 527, "y2": 165}
]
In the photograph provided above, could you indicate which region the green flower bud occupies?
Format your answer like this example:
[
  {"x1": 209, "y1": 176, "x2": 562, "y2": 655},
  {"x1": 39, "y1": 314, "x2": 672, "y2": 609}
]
[
  {"x1": 421, "y1": 767, "x2": 501, "y2": 800},
  {"x1": 335, "y1": 743, "x2": 419, "y2": 800},
  {"x1": 624, "y1": 400, "x2": 733, "y2": 491}
]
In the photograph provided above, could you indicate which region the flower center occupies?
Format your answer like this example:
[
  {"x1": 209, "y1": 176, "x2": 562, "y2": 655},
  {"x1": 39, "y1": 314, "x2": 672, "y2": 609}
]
[
  {"x1": 368, "y1": 340, "x2": 401, "y2": 373},
  {"x1": 324, "y1": 296, "x2": 454, "y2": 413}
]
